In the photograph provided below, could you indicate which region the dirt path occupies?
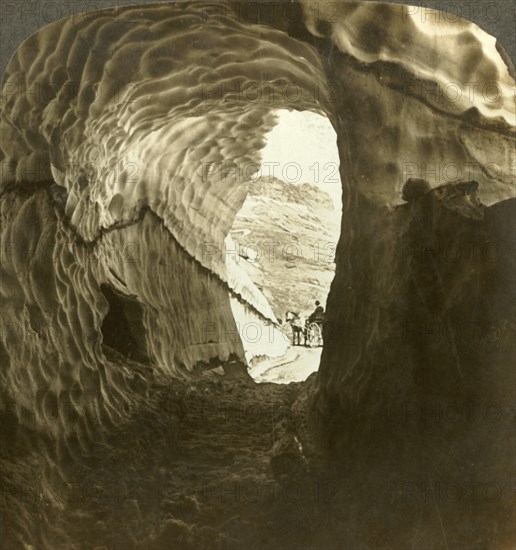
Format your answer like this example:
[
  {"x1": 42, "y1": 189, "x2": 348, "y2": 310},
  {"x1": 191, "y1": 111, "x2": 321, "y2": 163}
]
[
  {"x1": 252, "y1": 347, "x2": 322, "y2": 384},
  {"x1": 47, "y1": 367, "x2": 333, "y2": 550},
  {"x1": 158, "y1": 378, "x2": 308, "y2": 549}
]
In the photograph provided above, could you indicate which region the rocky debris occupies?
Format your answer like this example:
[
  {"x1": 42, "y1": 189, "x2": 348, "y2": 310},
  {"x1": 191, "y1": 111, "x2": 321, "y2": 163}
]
[
  {"x1": 10, "y1": 369, "x2": 318, "y2": 549},
  {"x1": 162, "y1": 494, "x2": 201, "y2": 519},
  {"x1": 151, "y1": 518, "x2": 196, "y2": 549},
  {"x1": 247, "y1": 176, "x2": 335, "y2": 211},
  {"x1": 269, "y1": 419, "x2": 309, "y2": 485},
  {"x1": 221, "y1": 360, "x2": 255, "y2": 381}
]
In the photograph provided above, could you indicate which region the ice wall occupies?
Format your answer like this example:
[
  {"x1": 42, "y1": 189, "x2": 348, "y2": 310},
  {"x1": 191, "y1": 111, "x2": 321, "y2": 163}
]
[{"x1": 1, "y1": 2, "x2": 329, "y2": 442}]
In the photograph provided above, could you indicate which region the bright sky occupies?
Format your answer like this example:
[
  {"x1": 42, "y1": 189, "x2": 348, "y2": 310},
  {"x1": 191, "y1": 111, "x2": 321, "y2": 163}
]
[{"x1": 257, "y1": 109, "x2": 342, "y2": 213}]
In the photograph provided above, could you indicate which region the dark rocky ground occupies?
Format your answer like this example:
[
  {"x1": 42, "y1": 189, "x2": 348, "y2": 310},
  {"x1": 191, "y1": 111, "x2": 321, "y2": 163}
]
[
  {"x1": 6, "y1": 360, "x2": 336, "y2": 550},
  {"x1": 3, "y1": 349, "x2": 514, "y2": 549}
]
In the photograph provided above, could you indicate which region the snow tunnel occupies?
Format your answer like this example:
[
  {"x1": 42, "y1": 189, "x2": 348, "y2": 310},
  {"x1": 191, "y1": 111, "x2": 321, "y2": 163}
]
[{"x1": 0, "y1": 1, "x2": 514, "y2": 547}]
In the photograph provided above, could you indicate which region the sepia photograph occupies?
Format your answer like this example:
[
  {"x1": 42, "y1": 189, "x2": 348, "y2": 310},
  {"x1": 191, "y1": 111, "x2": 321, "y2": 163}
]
[{"x1": 0, "y1": 1, "x2": 514, "y2": 548}]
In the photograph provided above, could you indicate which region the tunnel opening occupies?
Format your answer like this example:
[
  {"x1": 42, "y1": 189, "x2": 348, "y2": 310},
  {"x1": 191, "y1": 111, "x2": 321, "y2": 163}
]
[
  {"x1": 228, "y1": 109, "x2": 342, "y2": 384},
  {"x1": 99, "y1": 284, "x2": 150, "y2": 364}
]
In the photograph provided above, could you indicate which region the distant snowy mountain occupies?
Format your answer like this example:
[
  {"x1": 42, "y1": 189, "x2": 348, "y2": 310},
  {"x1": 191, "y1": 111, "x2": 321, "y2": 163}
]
[{"x1": 230, "y1": 176, "x2": 341, "y2": 320}]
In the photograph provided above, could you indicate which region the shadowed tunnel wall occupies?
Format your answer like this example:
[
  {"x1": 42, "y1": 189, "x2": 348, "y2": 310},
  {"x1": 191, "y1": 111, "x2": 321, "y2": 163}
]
[{"x1": 0, "y1": 1, "x2": 515, "y2": 546}]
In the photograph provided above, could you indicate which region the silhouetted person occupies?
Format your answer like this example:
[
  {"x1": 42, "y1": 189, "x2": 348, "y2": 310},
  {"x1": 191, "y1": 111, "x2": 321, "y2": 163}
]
[{"x1": 308, "y1": 301, "x2": 324, "y2": 324}]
